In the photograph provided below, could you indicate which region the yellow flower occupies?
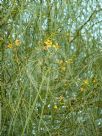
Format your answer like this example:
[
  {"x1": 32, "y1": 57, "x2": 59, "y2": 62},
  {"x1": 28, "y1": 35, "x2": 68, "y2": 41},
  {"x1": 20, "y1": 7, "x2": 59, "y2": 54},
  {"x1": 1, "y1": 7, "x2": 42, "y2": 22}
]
[
  {"x1": 54, "y1": 105, "x2": 58, "y2": 109},
  {"x1": 83, "y1": 79, "x2": 89, "y2": 85},
  {"x1": 7, "y1": 43, "x2": 13, "y2": 48},
  {"x1": 15, "y1": 39, "x2": 21, "y2": 46},
  {"x1": 43, "y1": 39, "x2": 52, "y2": 50},
  {"x1": 44, "y1": 39, "x2": 52, "y2": 47}
]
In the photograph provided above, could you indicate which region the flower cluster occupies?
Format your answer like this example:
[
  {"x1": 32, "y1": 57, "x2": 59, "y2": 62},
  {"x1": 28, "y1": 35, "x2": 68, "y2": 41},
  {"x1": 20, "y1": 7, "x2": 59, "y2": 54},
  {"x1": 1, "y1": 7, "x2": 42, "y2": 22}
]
[
  {"x1": 43, "y1": 39, "x2": 60, "y2": 50},
  {"x1": 7, "y1": 39, "x2": 21, "y2": 48}
]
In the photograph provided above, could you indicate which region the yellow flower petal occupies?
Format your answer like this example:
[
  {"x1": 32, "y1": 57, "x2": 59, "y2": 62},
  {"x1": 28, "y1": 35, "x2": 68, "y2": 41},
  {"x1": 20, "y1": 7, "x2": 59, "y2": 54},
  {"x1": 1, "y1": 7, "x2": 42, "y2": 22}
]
[
  {"x1": 15, "y1": 39, "x2": 21, "y2": 46},
  {"x1": 7, "y1": 44, "x2": 13, "y2": 48},
  {"x1": 44, "y1": 39, "x2": 52, "y2": 46}
]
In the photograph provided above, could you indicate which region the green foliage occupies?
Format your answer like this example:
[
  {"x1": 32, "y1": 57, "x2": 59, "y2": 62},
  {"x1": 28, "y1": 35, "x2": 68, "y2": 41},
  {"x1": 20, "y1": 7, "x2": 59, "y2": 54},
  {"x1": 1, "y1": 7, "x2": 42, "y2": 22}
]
[{"x1": 1, "y1": 0, "x2": 102, "y2": 136}]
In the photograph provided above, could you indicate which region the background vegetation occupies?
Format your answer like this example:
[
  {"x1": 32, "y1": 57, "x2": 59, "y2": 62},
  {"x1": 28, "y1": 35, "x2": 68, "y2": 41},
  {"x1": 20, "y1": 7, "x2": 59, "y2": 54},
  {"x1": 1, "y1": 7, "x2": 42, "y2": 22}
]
[{"x1": 1, "y1": 0, "x2": 102, "y2": 136}]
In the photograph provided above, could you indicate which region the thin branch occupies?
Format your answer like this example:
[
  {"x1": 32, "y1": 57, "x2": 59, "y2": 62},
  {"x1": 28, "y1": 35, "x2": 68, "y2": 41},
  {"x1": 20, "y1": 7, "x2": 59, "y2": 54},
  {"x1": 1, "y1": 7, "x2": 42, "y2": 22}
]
[{"x1": 70, "y1": 8, "x2": 102, "y2": 43}]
